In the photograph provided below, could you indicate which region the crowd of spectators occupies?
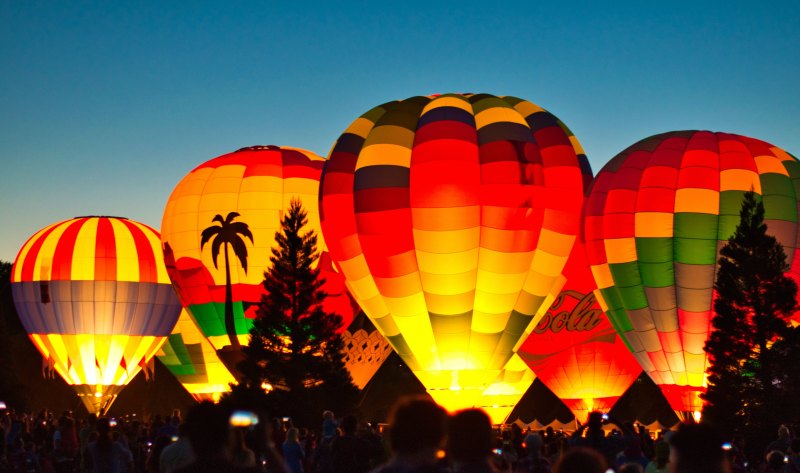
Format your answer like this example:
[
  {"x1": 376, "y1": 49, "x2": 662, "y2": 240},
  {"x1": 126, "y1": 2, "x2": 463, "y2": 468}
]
[{"x1": 1, "y1": 399, "x2": 798, "y2": 473}]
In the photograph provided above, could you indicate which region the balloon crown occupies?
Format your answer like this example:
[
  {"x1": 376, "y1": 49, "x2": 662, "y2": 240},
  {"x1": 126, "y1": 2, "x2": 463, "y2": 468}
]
[
  {"x1": 73, "y1": 215, "x2": 128, "y2": 220},
  {"x1": 236, "y1": 145, "x2": 281, "y2": 152}
]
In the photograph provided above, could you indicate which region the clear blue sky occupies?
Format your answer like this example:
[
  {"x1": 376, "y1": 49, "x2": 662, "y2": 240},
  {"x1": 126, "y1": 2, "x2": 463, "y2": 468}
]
[{"x1": 2, "y1": 1, "x2": 799, "y2": 262}]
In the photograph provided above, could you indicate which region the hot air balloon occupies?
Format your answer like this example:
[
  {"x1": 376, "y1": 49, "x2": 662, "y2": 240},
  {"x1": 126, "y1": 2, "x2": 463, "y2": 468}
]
[
  {"x1": 584, "y1": 131, "x2": 800, "y2": 419},
  {"x1": 161, "y1": 145, "x2": 356, "y2": 374},
  {"x1": 319, "y1": 93, "x2": 589, "y2": 422},
  {"x1": 518, "y1": 238, "x2": 642, "y2": 421},
  {"x1": 11, "y1": 216, "x2": 181, "y2": 414},
  {"x1": 156, "y1": 308, "x2": 236, "y2": 402},
  {"x1": 341, "y1": 312, "x2": 394, "y2": 389}
]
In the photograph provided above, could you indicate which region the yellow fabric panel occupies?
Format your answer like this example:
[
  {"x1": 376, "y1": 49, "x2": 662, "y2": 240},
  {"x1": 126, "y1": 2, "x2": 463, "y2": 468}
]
[
  {"x1": 393, "y1": 314, "x2": 438, "y2": 370},
  {"x1": 475, "y1": 267, "x2": 527, "y2": 295},
  {"x1": 475, "y1": 247, "x2": 532, "y2": 274},
  {"x1": 635, "y1": 212, "x2": 674, "y2": 238},
  {"x1": 32, "y1": 221, "x2": 71, "y2": 281},
  {"x1": 412, "y1": 206, "x2": 480, "y2": 231},
  {"x1": 282, "y1": 177, "x2": 320, "y2": 197},
  {"x1": 173, "y1": 168, "x2": 214, "y2": 197},
  {"x1": 754, "y1": 154, "x2": 790, "y2": 176},
  {"x1": 530, "y1": 250, "x2": 569, "y2": 277},
  {"x1": 71, "y1": 218, "x2": 99, "y2": 281},
  {"x1": 383, "y1": 292, "x2": 427, "y2": 316},
  {"x1": 511, "y1": 100, "x2": 545, "y2": 118},
  {"x1": 127, "y1": 221, "x2": 170, "y2": 284},
  {"x1": 238, "y1": 191, "x2": 280, "y2": 211},
  {"x1": 13, "y1": 222, "x2": 60, "y2": 282},
  {"x1": 364, "y1": 124, "x2": 417, "y2": 148},
  {"x1": 416, "y1": 248, "x2": 478, "y2": 274},
  {"x1": 422, "y1": 96, "x2": 473, "y2": 115},
  {"x1": 419, "y1": 270, "x2": 477, "y2": 296},
  {"x1": 198, "y1": 191, "x2": 240, "y2": 214},
  {"x1": 344, "y1": 117, "x2": 377, "y2": 139},
  {"x1": 674, "y1": 188, "x2": 719, "y2": 214},
  {"x1": 474, "y1": 106, "x2": 528, "y2": 130},
  {"x1": 537, "y1": 228, "x2": 576, "y2": 258},
  {"x1": 424, "y1": 290, "x2": 475, "y2": 315},
  {"x1": 96, "y1": 335, "x2": 118, "y2": 385},
  {"x1": 720, "y1": 169, "x2": 761, "y2": 192},
  {"x1": 413, "y1": 228, "x2": 479, "y2": 253},
  {"x1": 470, "y1": 312, "x2": 510, "y2": 334},
  {"x1": 240, "y1": 174, "x2": 282, "y2": 194},
  {"x1": 473, "y1": 289, "x2": 519, "y2": 315},
  {"x1": 591, "y1": 264, "x2": 615, "y2": 291},
  {"x1": 281, "y1": 146, "x2": 326, "y2": 162},
  {"x1": 604, "y1": 238, "x2": 637, "y2": 264},
  {"x1": 109, "y1": 218, "x2": 140, "y2": 283},
  {"x1": 356, "y1": 143, "x2": 412, "y2": 169}
]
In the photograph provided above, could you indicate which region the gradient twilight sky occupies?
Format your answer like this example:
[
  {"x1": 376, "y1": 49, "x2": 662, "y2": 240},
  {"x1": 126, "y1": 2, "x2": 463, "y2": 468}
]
[{"x1": 2, "y1": 1, "x2": 799, "y2": 262}]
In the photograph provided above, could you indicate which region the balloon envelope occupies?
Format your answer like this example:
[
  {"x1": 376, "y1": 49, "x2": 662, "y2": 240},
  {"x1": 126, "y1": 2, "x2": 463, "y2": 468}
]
[
  {"x1": 341, "y1": 312, "x2": 393, "y2": 389},
  {"x1": 161, "y1": 146, "x2": 356, "y2": 372},
  {"x1": 518, "y1": 238, "x2": 642, "y2": 421},
  {"x1": 320, "y1": 93, "x2": 589, "y2": 419},
  {"x1": 584, "y1": 131, "x2": 800, "y2": 414},
  {"x1": 11, "y1": 217, "x2": 181, "y2": 414}
]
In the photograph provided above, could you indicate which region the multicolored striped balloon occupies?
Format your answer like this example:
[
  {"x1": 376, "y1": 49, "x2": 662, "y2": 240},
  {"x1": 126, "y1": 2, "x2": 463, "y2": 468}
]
[
  {"x1": 11, "y1": 216, "x2": 181, "y2": 414},
  {"x1": 319, "y1": 93, "x2": 589, "y2": 420},
  {"x1": 584, "y1": 131, "x2": 800, "y2": 416},
  {"x1": 161, "y1": 145, "x2": 356, "y2": 373},
  {"x1": 156, "y1": 308, "x2": 236, "y2": 402}
]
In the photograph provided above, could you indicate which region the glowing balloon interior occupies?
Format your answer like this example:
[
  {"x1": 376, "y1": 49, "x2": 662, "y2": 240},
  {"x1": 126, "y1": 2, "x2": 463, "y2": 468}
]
[
  {"x1": 11, "y1": 217, "x2": 182, "y2": 414},
  {"x1": 584, "y1": 131, "x2": 800, "y2": 414},
  {"x1": 320, "y1": 93, "x2": 589, "y2": 417}
]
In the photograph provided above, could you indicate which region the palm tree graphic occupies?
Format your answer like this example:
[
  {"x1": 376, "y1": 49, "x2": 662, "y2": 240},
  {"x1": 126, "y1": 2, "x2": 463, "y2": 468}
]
[{"x1": 201, "y1": 212, "x2": 253, "y2": 348}]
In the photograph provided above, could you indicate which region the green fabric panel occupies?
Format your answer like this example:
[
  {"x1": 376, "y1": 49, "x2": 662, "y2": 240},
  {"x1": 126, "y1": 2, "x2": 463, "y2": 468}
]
[
  {"x1": 609, "y1": 261, "x2": 643, "y2": 288},
  {"x1": 189, "y1": 302, "x2": 225, "y2": 337},
  {"x1": 760, "y1": 173, "x2": 795, "y2": 198},
  {"x1": 674, "y1": 237, "x2": 719, "y2": 265},
  {"x1": 635, "y1": 237, "x2": 673, "y2": 263},
  {"x1": 157, "y1": 341, "x2": 179, "y2": 366},
  {"x1": 618, "y1": 285, "x2": 648, "y2": 311},
  {"x1": 762, "y1": 194, "x2": 798, "y2": 222},
  {"x1": 638, "y1": 261, "x2": 674, "y2": 288},
  {"x1": 471, "y1": 96, "x2": 514, "y2": 114},
  {"x1": 783, "y1": 160, "x2": 800, "y2": 179},
  {"x1": 168, "y1": 333, "x2": 193, "y2": 366},
  {"x1": 717, "y1": 215, "x2": 740, "y2": 241},
  {"x1": 598, "y1": 287, "x2": 634, "y2": 333},
  {"x1": 674, "y1": 213, "x2": 718, "y2": 239},
  {"x1": 167, "y1": 365, "x2": 198, "y2": 376},
  {"x1": 719, "y1": 191, "x2": 747, "y2": 217},
  {"x1": 361, "y1": 105, "x2": 387, "y2": 124}
]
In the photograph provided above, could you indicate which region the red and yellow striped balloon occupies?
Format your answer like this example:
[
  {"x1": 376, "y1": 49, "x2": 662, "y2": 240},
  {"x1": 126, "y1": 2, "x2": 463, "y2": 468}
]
[
  {"x1": 11, "y1": 216, "x2": 181, "y2": 414},
  {"x1": 320, "y1": 93, "x2": 589, "y2": 421}
]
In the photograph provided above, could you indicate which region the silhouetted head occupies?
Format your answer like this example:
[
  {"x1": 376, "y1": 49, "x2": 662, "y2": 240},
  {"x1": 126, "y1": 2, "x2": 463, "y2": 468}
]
[
  {"x1": 387, "y1": 396, "x2": 447, "y2": 456},
  {"x1": 341, "y1": 415, "x2": 358, "y2": 435},
  {"x1": 553, "y1": 447, "x2": 608, "y2": 473},
  {"x1": 184, "y1": 402, "x2": 232, "y2": 457},
  {"x1": 447, "y1": 409, "x2": 493, "y2": 463},
  {"x1": 668, "y1": 423, "x2": 730, "y2": 473},
  {"x1": 524, "y1": 433, "x2": 543, "y2": 455}
]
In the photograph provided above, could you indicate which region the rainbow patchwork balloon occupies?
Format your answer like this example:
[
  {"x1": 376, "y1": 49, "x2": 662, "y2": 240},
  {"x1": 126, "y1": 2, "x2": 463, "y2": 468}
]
[
  {"x1": 320, "y1": 93, "x2": 589, "y2": 420},
  {"x1": 584, "y1": 131, "x2": 800, "y2": 416},
  {"x1": 11, "y1": 216, "x2": 181, "y2": 414}
]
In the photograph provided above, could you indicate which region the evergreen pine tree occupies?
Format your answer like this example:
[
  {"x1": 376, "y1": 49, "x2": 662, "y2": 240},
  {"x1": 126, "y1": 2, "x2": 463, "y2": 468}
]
[
  {"x1": 233, "y1": 198, "x2": 359, "y2": 426},
  {"x1": 703, "y1": 191, "x2": 797, "y2": 443}
]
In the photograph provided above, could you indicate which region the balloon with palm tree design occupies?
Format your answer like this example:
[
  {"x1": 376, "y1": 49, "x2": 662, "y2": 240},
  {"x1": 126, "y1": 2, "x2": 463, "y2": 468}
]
[{"x1": 161, "y1": 145, "x2": 358, "y2": 377}]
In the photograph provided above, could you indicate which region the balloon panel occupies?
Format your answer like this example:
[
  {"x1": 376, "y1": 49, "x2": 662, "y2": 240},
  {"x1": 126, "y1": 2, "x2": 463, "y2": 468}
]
[
  {"x1": 320, "y1": 93, "x2": 588, "y2": 411},
  {"x1": 161, "y1": 146, "x2": 356, "y2": 351},
  {"x1": 156, "y1": 309, "x2": 235, "y2": 400},
  {"x1": 584, "y1": 131, "x2": 800, "y2": 412},
  {"x1": 341, "y1": 312, "x2": 393, "y2": 389}
]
